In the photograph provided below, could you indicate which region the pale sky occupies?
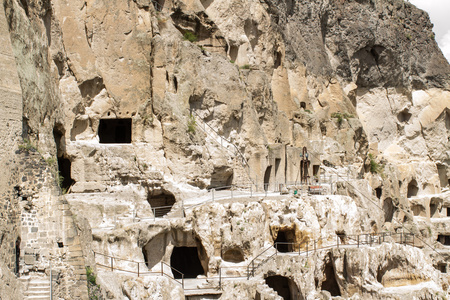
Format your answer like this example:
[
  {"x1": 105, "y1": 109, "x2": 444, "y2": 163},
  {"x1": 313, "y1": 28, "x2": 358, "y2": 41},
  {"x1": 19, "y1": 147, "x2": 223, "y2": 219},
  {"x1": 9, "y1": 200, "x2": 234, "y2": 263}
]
[{"x1": 409, "y1": 0, "x2": 450, "y2": 62}]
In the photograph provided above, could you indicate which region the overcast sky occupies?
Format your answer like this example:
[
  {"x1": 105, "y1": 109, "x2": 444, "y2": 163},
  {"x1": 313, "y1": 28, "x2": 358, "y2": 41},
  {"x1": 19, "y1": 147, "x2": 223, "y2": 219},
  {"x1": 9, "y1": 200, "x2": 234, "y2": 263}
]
[{"x1": 409, "y1": 0, "x2": 450, "y2": 62}]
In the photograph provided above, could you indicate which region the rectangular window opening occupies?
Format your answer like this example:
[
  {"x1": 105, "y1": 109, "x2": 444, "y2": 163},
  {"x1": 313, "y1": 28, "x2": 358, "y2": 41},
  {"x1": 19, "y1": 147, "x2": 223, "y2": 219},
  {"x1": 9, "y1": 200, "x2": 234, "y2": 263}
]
[{"x1": 98, "y1": 118, "x2": 132, "y2": 144}]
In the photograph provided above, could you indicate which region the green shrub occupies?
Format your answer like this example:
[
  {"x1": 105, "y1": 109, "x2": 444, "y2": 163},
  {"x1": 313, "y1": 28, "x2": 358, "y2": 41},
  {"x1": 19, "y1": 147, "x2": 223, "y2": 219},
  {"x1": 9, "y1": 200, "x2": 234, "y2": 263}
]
[
  {"x1": 368, "y1": 153, "x2": 382, "y2": 174},
  {"x1": 86, "y1": 266, "x2": 97, "y2": 285},
  {"x1": 18, "y1": 139, "x2": 37, "y2": 152},
  {"x1": 187, "y1": 114, "x2": 196, "y2": 134},
  {"x1": 183, "y1": 31, "x2": 197, "y2": 42},
  {"x1": 304, "y1": 109, "x2": 312, "y2": 114},
  {"x1": 240, "y1": 64, "x2": 250, "y2": 69}
]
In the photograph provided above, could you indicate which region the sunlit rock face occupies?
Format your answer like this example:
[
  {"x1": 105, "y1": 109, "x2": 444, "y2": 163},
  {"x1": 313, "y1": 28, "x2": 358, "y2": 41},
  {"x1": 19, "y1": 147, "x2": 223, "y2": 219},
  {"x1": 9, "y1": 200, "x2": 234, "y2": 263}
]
[{"x1": 0, "y1": 0, "x2": 449, "y2": 299}]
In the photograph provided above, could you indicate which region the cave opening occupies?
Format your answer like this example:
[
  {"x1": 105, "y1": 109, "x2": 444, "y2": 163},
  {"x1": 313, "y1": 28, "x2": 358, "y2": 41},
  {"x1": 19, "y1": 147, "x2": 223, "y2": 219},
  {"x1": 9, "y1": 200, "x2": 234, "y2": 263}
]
[
  {"x1": 438, "y1": 263, "x2": 447, "y2": 273},
  {"x1": 15, "y1": 237, "x2": 20, "y2": 275},
  {"x1": 54, "y1": 125, "x2": 74, "y2": 191},
  {"x1": 383, "y1": 197, "x2": 395, "y2": 222},
  {"x1": 274, "y1": 229, "x2": 296, "y2": 253},
  {"x1": 437, "y1": 235, "x2": 450, "y2": 246},
  {"x1": 407, "y1": 179, "x2": 418, "y2": 198},
  {"x1": 147, "y1": 190, "x2": 176, "y2": 217},
  {"x1": 57, "y1": 157, "x2": 74, "y2": 191},
  {"x1": 321, "y1": 256, "x2": 341, "y2": 296},
  {"x1": 397, "y1": 109, "x2": 412, "y2": 123},
  {"x1": 375, "y1": 187, "x2": 382, "y2": 199},
  {"x1": 447, "y1": 207, "x2": 450, "y2": 217},
  {"x1": 430, "y1": 199, "x2": 439, "y2": 218},
  {"x1": 98, "y1": 118, "x2": 132, "y2": 144},
  {"x1": 170, "y1": 247, "x2": 204, "y2": 279},
  {"x1": 222, "y1": 248, "x2": 245, "y2": 263},
  {"x1": 265, "y1": 275, "x2": 301, "y2": 300},
  {"x1": 264, "y1": 166, "x2": 272, "y2": 191}
]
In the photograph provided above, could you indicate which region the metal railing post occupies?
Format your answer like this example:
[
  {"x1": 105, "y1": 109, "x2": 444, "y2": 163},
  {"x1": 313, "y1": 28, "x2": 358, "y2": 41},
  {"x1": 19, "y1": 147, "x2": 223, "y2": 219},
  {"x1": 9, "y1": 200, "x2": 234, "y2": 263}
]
[
  {"x1": 369, "y1": 234, "x2": 372, "y2": 247},
  {"x1": 219, "y1": 268, "x2": 222, "y2": 289},
  {"x1": 413, "y1": 234, "x2": 415, "y2": 247},
  {"x1": 161, "y1": 261, "x2": 163, "y2": 276},
  {"x1": 138, "y1": 262, "x2": 140, "y2": 277},
  {"x1": 252, "y1": 261, "x2": 254, "y2": 277},
  {"x1": 314, "y1": 240, "x2": 316, "y2": 252},
  {"x1": 111, "y1": 257, "x2": 114, "y2": 271},
  {"x1": 231, "y1": 187, "x2": 233, "y2": 199},
  {"x1": 357, "y1": 235, "x2": 359, "y2": 248},
  {"x1": 49, "y1": 259, "x2": 52, "y2": 300},
  {"x1": 306, "y1": 243, "x2": 308, "y2": 257},
  {"x1": 250, "y1": 185, "x2": 252, "y2": 197},
  {"x1": 337, "y1": 235, "x2": 339, "y2": 249},
  {"x1": 400, "y1": 232, "x2": 403, "y2": 244},
  {"x1": 212, "y1": 189, "x2": 215, "y2": 201}
]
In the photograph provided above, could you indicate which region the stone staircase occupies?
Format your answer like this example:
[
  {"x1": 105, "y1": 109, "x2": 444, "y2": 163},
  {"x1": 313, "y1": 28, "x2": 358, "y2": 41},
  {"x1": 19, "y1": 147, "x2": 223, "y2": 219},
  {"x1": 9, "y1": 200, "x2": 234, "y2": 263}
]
[
  {"x1": 255, "y1": 280, "x2": 283, "y2": 300},
  {"x1": 247, "y1": 247, "x2": 277, "y2": 277},
  {"x1": 191, "y1": 111, "x2": 255, "y2": 186},
  {"x1": 20, "y1": 275, "x2": 51, "y2": 300}
]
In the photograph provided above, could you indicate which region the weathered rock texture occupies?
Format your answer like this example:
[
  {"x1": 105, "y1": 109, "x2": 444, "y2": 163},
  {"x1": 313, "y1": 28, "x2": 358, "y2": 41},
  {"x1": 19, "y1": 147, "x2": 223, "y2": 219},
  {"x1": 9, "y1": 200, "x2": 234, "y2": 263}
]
[{"x1": 0, "y1": 0, "x2": 449, "y2": 299}]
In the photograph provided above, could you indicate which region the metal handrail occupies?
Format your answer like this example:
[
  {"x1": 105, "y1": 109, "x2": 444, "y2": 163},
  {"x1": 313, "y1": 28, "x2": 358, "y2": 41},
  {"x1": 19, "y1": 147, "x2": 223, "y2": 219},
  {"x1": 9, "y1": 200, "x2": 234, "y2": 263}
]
[
  {"x1": 188, "y1": 109, "x2": 257, "y2": 184},
  {"x1": 246, "y1": 232, "x2": 416, "y2": 279},
  {"x1": 92, "y1": 251, "x2": 184, "y2": 287}
]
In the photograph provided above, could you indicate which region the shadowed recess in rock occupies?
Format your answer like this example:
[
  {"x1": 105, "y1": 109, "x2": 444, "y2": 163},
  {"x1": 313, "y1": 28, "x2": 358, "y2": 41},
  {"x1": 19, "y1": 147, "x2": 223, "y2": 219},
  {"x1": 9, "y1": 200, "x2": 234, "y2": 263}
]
[
  {"x1": 98, "y1": 118, "x2": 132, "y2": 143},
  {"x1": 265, "y1": 275, "x2": 301, "y2": 300},
  {"x1": 170, "y1": 247, "x2": 204, "y2": 279}
]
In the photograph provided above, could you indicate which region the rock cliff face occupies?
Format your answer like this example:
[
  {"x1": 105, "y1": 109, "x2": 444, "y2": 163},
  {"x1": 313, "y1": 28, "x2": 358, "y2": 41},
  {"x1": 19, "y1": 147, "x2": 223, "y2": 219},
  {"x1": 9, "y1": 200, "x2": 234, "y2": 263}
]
[{"x1": 0, "y1": 0, "x2": 449, "y2": 299}]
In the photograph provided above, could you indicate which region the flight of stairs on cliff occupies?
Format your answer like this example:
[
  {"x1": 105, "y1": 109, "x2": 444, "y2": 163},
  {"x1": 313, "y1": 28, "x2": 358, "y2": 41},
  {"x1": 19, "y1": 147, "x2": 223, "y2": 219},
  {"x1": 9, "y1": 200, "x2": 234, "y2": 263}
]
[
  {"x1": 255, "y1": 279, "x2": 283, "y2": 300},
  {"x1": 191, "y1": 112, "x2": 254, "y2": 186},
  {"x1": 20, "y1": 275, "x2": 51, "y2": 300},
  {"x1": 247, "y1": 247, "x2": 277, "y2": 277}
]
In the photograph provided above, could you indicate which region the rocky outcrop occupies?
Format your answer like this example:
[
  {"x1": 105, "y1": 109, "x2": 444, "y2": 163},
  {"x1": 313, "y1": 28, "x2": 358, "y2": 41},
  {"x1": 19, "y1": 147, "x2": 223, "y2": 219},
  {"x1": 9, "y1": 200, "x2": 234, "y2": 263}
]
[{"x1": 0, "y1": 0, "x2": 449, "y2": 299}]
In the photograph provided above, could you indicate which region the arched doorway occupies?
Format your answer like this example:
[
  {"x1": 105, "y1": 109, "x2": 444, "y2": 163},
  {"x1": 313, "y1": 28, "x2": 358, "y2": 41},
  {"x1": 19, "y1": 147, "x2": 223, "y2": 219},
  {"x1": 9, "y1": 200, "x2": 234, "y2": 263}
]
[
  {"x1": 264, "y1": 166, "x2": 272, "y2": 191},
  {"x1": 170, "y1": 247, "x2": 204, "y2": 279},
  {"x1": 265, "y1": 275, "x2": 301, "y2": 300}
]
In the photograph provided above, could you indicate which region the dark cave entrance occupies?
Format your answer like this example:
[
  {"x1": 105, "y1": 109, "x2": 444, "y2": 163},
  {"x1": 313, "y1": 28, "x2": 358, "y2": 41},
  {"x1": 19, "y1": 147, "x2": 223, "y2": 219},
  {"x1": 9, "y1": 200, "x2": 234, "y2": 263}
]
[
  {"x1": 437, "y1": 235, "x2": 450, "y2": 246},
  {"x1": 383, "y1": 197, "x2": 395, "y2": 223},
  {"x1": 264, "y1": 166, "x2": 272, "y2": 191},
  {"x1": 265, "y1": 275, "x2": 301, "y2": 300},
  {"x1": 98, "y1": 118, "x2": 132, "y2": 144},
  {"x1": 54, "y1": 125, "x2": 74, "y2": 192},
  {"x1": 375, "y1": 187, "x2": 382, "y2": 199},
  {"x1": 147, "y1": 190, "x2": 176, "y2": 217},
  {"x1": 57, "y1": 158, "x2": 74, "y2": 191},
  {"x1": 15, "y1": 237, "x2": 20, "y2": 275},
  {"x1": 407, "y1": 179, "x2": 418, "y2": 198},
  {"x1": 170, "y1": 247, "x2": 204, "y2": 279},
  {"x1": 274, "y1": 229, "x2": 296, "y2": 253},
  {"x1": 321, "y1": 256, "x2": 341, "y2": 296}
]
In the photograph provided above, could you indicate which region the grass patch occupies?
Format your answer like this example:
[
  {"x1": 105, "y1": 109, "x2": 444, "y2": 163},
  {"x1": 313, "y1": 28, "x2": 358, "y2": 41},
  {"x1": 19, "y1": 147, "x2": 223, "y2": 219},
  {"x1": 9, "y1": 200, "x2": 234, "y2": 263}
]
[
  {"x1": 187, "y1": 114, "x2": 196, "y2": 134},
  {"x1": 18, "y1": 139, "x2": 38, "y2": 152},
  {"x1": 368, "y1": 153, "x2": 383, "y2": 174},
  {"x1": 331, "y1": 112, "x2": 354, "y2": 126},
  {"x1": 183, "y1": 31, "x2": 197, "y2": 43},
  {"x1": 239, "y1": 64, "x2": 250, "y2": 69}
]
